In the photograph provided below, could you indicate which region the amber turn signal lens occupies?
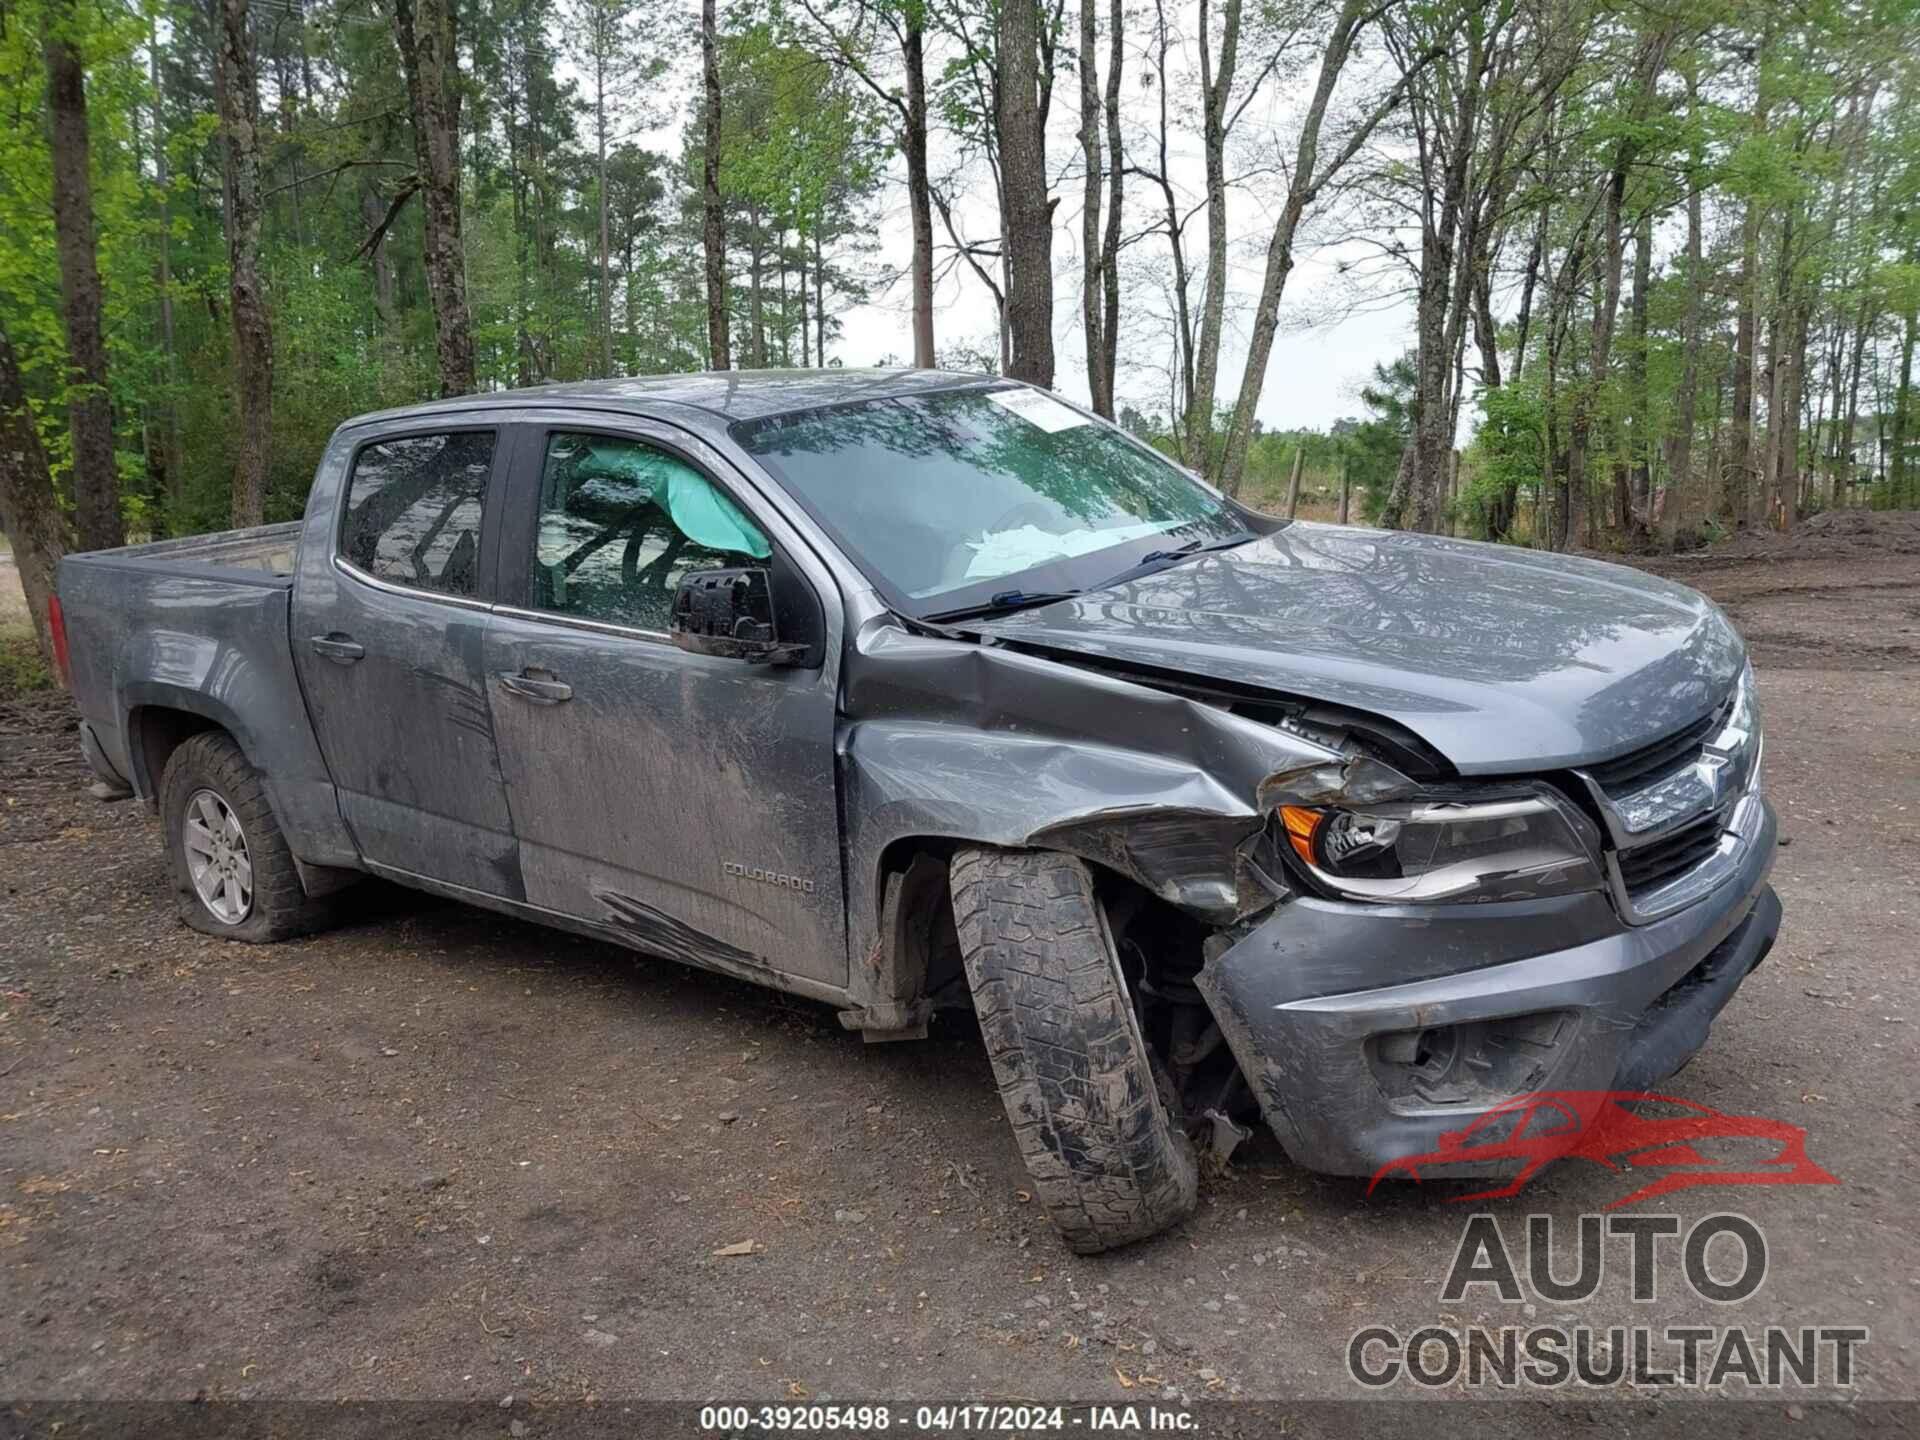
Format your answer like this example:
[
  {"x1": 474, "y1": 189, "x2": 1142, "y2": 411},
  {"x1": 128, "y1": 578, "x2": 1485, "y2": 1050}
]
[{"x1": 1278, "y1": 805, "x2": 1324, "y2": 865}]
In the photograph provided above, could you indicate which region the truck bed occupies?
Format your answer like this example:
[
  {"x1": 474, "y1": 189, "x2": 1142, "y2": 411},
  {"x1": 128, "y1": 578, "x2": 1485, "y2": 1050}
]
[
  {"x1": 55, "y1": 519, "x2": 354, "y2": 867},
  {"x1": 67, "y1": 521, "x2": 302, "y2": 580}
]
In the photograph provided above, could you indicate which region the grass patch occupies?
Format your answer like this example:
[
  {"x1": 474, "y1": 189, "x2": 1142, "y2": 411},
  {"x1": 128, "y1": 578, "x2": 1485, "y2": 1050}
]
[{"x1": 0, "y1": 629, "x2": 52, "y2": 700}]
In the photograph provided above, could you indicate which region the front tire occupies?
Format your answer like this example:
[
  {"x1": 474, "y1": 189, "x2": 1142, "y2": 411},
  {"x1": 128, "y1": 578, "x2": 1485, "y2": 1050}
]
[
  {"x1": 950, "y1": 847, "x2": 1199, "y2": 1253},
  {"x1": 159, "y1": 731, "x2": 332, "y2": 942}
]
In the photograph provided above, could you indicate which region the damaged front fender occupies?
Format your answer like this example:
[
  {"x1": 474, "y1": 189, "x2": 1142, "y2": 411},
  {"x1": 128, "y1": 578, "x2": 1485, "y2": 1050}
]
[{"x1": 838, "y1": 619, "x2": 1359, "y2": 968}]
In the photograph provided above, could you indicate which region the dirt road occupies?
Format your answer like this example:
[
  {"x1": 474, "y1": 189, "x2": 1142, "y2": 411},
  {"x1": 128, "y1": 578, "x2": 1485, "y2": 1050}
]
[{"x1": 1, "y1": 531, "x2": 1915, "y2": 1417}]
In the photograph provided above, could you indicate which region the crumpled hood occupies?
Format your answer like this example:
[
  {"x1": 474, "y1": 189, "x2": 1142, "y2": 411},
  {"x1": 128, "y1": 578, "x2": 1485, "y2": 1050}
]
[{"x1": 972, "y1": 522, "x2": 1745, "y2": 775}]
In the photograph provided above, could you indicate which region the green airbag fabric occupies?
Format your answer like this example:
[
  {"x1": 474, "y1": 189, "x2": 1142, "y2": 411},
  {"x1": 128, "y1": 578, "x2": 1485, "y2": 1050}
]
[{"x1": 575, "y1": 440, "x2": 770, "y2": 559}]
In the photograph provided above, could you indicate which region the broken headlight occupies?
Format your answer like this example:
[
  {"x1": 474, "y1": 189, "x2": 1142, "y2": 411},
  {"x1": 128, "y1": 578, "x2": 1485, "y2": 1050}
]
[{"x1": 1277, "y1": 788, "x2": 1603, "y2": 905}]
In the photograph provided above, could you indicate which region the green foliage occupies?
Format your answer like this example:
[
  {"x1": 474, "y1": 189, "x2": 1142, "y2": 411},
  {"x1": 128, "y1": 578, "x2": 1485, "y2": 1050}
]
[
  {"x1": 0, "y1": 633, "x2": 53, "y2": 699},
  {"x1": 1344, "y1": 353, "x2": 1416, "y2": 523},
  {"x1": 1466, "y1": 380, "x2": 1547, "y2": 539},
  {"x1": 2, "y1": 0, "x2": 1916, "y2": 568}
]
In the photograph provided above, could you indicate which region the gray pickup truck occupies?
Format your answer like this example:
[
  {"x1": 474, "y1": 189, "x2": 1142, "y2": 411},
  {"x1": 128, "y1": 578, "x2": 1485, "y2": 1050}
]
[{"x1": 54, "y1": 369, "x2": 1779, "y2": 1252}]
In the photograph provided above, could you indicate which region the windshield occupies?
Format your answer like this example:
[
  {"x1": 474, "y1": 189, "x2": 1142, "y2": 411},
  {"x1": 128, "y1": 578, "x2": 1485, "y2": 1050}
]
[{"x1": 733, "y1": 386, "x2": 1247, "y2": 616}]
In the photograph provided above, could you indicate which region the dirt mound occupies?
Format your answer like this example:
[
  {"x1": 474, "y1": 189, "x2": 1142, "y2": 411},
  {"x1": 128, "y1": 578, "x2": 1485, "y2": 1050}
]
[
  {"x1": 1802, "y1": 507, "x2": 1920, "y2": 540},
  {"x1": 1655, "y1": 508, "x2": 1920, "y2": 568}
]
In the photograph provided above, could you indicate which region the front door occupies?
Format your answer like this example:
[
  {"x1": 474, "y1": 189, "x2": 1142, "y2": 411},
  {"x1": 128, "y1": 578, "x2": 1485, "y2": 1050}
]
[
  {"x1": 291, "y1": 422, "x2": 522, "y2": 896},
  {"x1": 483, "y1": 419, "x2": 846, "y2": 987}
]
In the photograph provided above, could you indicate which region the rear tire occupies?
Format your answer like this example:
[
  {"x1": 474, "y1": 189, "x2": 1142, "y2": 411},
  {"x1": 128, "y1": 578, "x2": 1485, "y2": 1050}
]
[
  {"x1": 159, "y1": 731, "x2": 334, "y2": 943},
  {"x1": 950, "y1": 847, "x2": 1199, "y2": 1253}
]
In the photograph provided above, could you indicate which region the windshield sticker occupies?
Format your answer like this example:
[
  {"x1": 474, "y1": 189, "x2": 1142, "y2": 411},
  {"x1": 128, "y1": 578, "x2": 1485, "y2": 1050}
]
[{"x1": 986, "y1": 387, "x2": 1091, "y2": 433}]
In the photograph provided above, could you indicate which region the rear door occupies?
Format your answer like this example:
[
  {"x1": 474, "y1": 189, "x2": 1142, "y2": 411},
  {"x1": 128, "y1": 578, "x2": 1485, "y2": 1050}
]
[
  {"x1": 483, "y1": 414, "x2": 847, "y2": 988},
  {"x1": 291, "y1": 417, "x2": 523, "y2": 897}
]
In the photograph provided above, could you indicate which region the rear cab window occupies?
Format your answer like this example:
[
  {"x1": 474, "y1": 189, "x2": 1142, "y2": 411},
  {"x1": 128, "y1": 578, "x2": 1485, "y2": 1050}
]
[{"x1": 339, "y1": 432, "x2": 497, "y2": 597}]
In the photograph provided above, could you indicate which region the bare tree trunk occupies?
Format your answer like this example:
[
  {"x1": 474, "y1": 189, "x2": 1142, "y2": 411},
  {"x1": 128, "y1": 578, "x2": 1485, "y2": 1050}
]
[
  {"x1": 1078, "y1": 0, "x2": 1108, "y2": 410},
  {"x1": 1624, "y1": 210, "x2": 1651, "y2": 543},
  {"x1": 1773, "y1": 300, "x2": 1807, "y2": 529},
  {"x1": 1761, "y1": 205, "x2": 1798, "y2": 528},
  {"x1": 799, "y1": 232, "x2": 811, "y2": 367},
  {"x1": 902, "y1": 17, "x2": 935, "y2": 368},
  {"x1": 1145, "y1": 0, "x2": 1195, "y2": 420},
  {"x1": 1508, "y1": 94, "x2": 1557, "y2": 388},
  {"x1": 1471, "y1": 269, "x2": 1500, "y2": 393},
  {"x1": 595, "y1": 25, "x2": 613, "y2": 378},
  {"x1": 748, "y1": 210, "x2": 766, "y2": 368},
  {"x1": 0, "y1": 326, "x2": 68, "y2": 661},
  {"x1": 1568, "y1": 176, "x2": 1625, "y2": 550},
  {"x1": 777, "y1": 234, "x2": 791, "y2": 367},
  {"x1": 1726, "y1": 47, "x2": 1773, "y2": 527},
  {"x1": 1509, "y1": 210, "x2": 1545, "y2": 385},
  {"x1": 1540, "y1": 219, "x2": 1590, "y2": 550},
  {"x1": 1219, "y1": 0, "x2": 1420, "y2": 496},
  {"x1": 1664, "y1": 105, "x2": 1704, "y2": 551},
  {"x1": 150, "y1": 22, "x2": 184, "y2": 520},
  {"x1": 363, "y1": 188, "x2": 398, "y2": 327},
  {"x1": 997, "y1": 0, "x2": 1054, "y2": 386},
  {"x1": 700, "y1": 0, "x2": 729, "y2": 369},
  {"x1": 1895, "y1": 306, "x2": 1916, "y2": 505},
  {"x1": 1838, "y1": 294, "x2": 1870, "y2": 503},
  {"x1": 42, "y1": 0, "x2": 124, "y2": 552},
  {"x1": 1726, "y1": 198, "x2": 1760, "y2": 527},
  {"x1": 1179, "y1": 0, "x2": 1240, "y2": 466},
  {"x1": 1398, "y1": 4, "x2": 1489, "y2": 534},
  {"x1": 393, "y1": 0, "x2": 476, "y2": 397},
  {"x1": 787, "y1": 0, "x2": 934, "y2": 367},
  {"x1": 502, "y1": 45, "x2": 534, "y2": 385},
  {"x1": 216, "y1": 0, "x2": 272, "y2": 528},
  {"x1": 1099, "y1": 0, "x2": 1122, "y2": 409},
  {"x1": 1284, "y1": 446, "x2": 1304, "y2": 518},
  {"x1": 1337, "y1": 448, "x2": 1351, "y2": 524}
]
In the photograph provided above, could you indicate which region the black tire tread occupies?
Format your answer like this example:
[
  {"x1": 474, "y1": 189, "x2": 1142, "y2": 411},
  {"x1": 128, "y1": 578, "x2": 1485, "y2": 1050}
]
[
  {"x1": 159, "y1": 731, "x2": 333, "y2": 943},
  {"x1": 950, "y1": 847, "x2": 1198, "y2": 1253}
]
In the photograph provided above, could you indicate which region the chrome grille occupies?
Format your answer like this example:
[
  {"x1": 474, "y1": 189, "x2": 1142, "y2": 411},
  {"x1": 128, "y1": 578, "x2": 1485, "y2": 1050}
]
[
  {"x1": 1577, "y1": 667, "x2": 1762, "y2": 924},
  {"x1": 1584, "y1": 706, "x2": 1722, "y2": 798},
  {"x1": 1615, "y1": 812, "x2": 1727, "y2": 895}
]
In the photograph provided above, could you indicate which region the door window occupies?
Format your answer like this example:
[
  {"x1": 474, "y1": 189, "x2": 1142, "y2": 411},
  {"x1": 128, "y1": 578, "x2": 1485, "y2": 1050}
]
[
  {"x1": 529, "y1": 432, "x2": 771, "y2": 632},
  {"x1": 340, "y1": 432, "x2": 496, "y2": 597}
]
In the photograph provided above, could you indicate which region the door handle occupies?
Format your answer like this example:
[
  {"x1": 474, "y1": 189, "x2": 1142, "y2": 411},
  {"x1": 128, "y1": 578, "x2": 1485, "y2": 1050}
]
[
  {"x1": 309, "y1": 633, "x2": 365, "y2": 664},
  {"x1": 497, "y1": 670, "x2": 572, "y2": 704}
]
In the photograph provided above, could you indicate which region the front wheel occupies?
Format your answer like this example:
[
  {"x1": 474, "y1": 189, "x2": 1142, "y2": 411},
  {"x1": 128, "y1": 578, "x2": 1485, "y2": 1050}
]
[
  {"x1": 950, "y1": 847, "x2": 1199, "y2": 1253},
  {"x1": 159, "y1": 731, "x2": 334, "y2": 942}
]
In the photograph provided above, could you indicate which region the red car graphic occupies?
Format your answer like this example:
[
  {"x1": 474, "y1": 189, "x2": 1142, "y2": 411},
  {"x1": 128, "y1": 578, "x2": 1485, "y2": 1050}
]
[{"x1": 1368, "y1": 1090, "x2": 1838, "y2": 1208}]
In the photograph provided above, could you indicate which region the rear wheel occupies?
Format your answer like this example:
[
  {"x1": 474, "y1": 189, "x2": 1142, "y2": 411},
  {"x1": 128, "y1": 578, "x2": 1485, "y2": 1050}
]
[
  {"x1": 950, "y1": 847, "x2": 1199, "y2": 1253},
  {"x1": 159, "y1": 731, "x2": 334, "y2": 942}
]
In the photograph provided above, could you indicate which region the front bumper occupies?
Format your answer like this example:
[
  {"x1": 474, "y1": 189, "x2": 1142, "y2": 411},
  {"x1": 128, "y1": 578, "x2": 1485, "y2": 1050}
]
[{"x1": 1196, "y1": 794, "x2": 1780, "y2": 1177}]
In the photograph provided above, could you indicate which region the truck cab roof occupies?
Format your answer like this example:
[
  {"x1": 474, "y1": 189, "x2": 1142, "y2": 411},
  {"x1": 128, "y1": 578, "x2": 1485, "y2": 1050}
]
[{"x1": 341, "y1": 368, "x2": 998, "y2": 432}]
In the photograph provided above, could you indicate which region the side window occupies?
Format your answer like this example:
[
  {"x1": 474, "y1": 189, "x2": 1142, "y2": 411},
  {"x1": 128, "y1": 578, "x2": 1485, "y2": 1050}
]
[
  {"x1": 530, "y1": 432, "x2": 771, "y2": 632},
  {"x1": 341, "y1": 432, "x2": 496, "y2": 597}
]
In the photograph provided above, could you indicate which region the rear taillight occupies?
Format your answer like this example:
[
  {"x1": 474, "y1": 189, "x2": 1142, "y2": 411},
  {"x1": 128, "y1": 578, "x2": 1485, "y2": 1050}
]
[{"x1": 47, "y1": 591, "x2": 72, "y2": 691}]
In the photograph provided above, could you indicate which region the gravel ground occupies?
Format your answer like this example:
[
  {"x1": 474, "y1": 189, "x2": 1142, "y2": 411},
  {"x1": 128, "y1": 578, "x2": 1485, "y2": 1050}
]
[{"x1": 0, "y1": 534, "x2": 1915, "y2": 1422}]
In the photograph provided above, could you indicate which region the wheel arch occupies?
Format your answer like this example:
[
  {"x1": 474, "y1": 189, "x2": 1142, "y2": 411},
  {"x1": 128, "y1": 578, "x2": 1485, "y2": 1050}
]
[
  {"x1": 847, "y1": 829, "x2": 1224, "y2": 1040},
  {"x1": 124, "y1": 690, "x2": 252, "y2": 804}
]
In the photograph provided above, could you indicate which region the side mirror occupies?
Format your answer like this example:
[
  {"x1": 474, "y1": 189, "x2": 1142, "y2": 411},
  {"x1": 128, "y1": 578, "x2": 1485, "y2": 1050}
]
[{"x1": 670, "y1": 567, "x2": 807, "y2": 665}]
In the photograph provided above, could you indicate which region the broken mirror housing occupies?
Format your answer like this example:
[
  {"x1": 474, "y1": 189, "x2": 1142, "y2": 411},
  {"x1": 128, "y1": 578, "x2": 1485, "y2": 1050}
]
[{"x1": 671, "y1": 566, "x2": 808, "y2": 665}]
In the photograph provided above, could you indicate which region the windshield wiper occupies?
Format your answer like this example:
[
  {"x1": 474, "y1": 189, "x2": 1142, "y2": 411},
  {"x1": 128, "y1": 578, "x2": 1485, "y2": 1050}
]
[
  {"x1": 1099, "y1": 530, "x2": 1260, "y2": 587},
  {"x1": 925, "y1": 588, "x2": 1083, "y2": 624},
  {"x1": 1133, "y1": 539, "x2": 1204, "y2": 566}
]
